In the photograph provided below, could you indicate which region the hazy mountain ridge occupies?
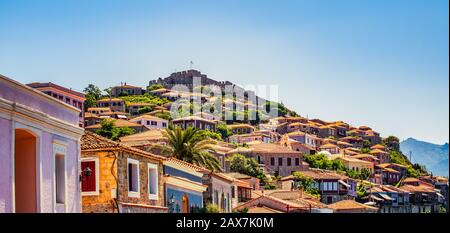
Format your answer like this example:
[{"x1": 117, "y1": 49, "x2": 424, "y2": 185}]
[{"x1": 400, "y1": 138, "x2": 449, "y2": 176}]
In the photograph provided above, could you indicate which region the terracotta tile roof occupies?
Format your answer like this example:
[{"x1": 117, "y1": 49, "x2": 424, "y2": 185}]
[
  {"x1": 255, "y1": 190, "x2": 327, "y2": 209},
  {"x1": 352, "y1": 154, "x2": 379, "y2": 160},
  {"x1": 119, "y1": 129, "x2": 166, "y2": 142},
  {"x1": 228, "y1": 124, "x2": 255, "y2": 129},
  {"x1": 342, "y1": 149, "x2": 359, "y2": 156},
  {"x1": 319, "y1": 143, "x2": 339, "y2": 149},
  {"x1": 246, "y1": 206, "x2": 283, "y2": 213},
  {"x1": 280, "y1": 169, "x2": 348, "y2": 181},
  {"x1": 337, "y1": 141, "x2": 353, "y2": 147},
  {"x1": 370, "y1": 149, "x2": 388, "y2": 155},
  {"x1": 328, "y1": 200, "x2": 378, "y2": 211},
  {"x1": 97, "y1": 98, "x2": 124, "y2": 102},
  {"x1": 383, "y1": 168, "x2": 400, "y2": 173},
  {"x1": 164, "y1": 157, "x2": 210, "y2": 173},
  {"x1": 358, "y1": 126, "x2": 372, "y2": 131},
  {"x1": 287, "y1": 140, "x2": 316, "y2": 151},
  {"x1": 402, "y1": 177, "x2": 422, "y2": 183},
  {"x1": 172, "y1": 115, "x2": 216, "y2": 124},
  {"x1": 377, "y1": 163, "x2": 408, "y2": 169},
  {"x1": 212, "y1": 172, "x2": 237, "y2": 183},
  {"x1": 399, "y1": 184, "x2": 436, "y2": 193},
  {"x1": 237, "y1": 193, "x2": 307, "y2": 211},
  {"x1": 88, "y1": 107, "x2": 111, "y2": 112},
  {"x1": 85, "y1": 119, "x2": 141, "y2": 129},
  {"x1": 286, "y1": 131, "x2": 306, "y2": 137},
  {"x1": 370, "y1": 144, "x2": 385, "y2": 150},
  {"x1": 84, "y1": 112, "x2": 99, "y2": 118},
  {"x1": 224, "y1": 172, "x2": 252, "y2": 179},
  {"x1": 248, "y1": 143, "x2": 301, "y2": 155},
  {"x1": 130, "y1": 115, "x2": 167, "y2": 122},
  {"x1": 81, "y1": 131, "x2": 165, "y2": 160},
  {"x1": 336, "y1": 156, "x2": 374, "y2": 165}
]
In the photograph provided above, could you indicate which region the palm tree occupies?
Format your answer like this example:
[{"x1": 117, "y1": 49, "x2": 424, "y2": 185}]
[{"x1": 156, "y1": 126, "x2": 222, "y2": 171}]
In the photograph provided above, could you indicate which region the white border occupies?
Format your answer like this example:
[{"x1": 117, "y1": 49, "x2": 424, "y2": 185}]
[
  {"x1": 127, "y1": 158, "x2": 140, "y2": 198},
  {"x1": 81, "y1": 157, "x2": 100, "y2": 196},
  {"x1": 147, "y1": 163, "x2": 159, "y2": 200},
  {"x1": 52, "y1": 140, "x2": 68, "y2": 213}
]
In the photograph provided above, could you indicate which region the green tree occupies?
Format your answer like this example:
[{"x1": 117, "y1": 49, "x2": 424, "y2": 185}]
[
  {"x1": 155, "y1": 111, "x2": 172, "y2": 121},
  {"x1": 103, "y1": 87, "x2": 112, "y2": 98},
  {"x1": 201, "y1": 130, "x2": 223, "y2": 141},
  {"x1": 216, "y1": 123, "x2": 232, "y2": 139},
  {"x1": 83, "y1": 84, "x2": 102, "y2": 108},
  {"x1": 148, "y1": 84, "x2": 164, "y2": 91},
  {"x1": 137, "y1": 106, "x2": 153, "y2": 114},
  {"x1": 156, "y1": 127, "x2": 222, "y2": 171},
  {"x1": 203, "y1": 203, "x2": 220, "y2": 213},
  {"x1": 95, "y1": 119, "x2": 135, "y2": 141},
  {"x1": 292, "y1": 172, "x2": 320, "y2": 198},
  {"x1": 226, "y1": 154, "x2": 264, "y2": 179}
]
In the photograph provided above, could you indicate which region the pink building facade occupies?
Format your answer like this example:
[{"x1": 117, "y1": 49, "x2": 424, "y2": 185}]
[{"x1": 0, "y1": 75, "x2": 84, "y2": 213}]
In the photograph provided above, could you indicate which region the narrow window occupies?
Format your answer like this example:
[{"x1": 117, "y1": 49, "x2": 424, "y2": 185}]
[
  {"x1": 278, "y1": 157, "x2": 283, "y2": 166},
  {"x1": 128, "y1": 159, "x2": 140, "y2": 197},
  {"x1": 148, "y1": 163, "x2": 158, "y2": 200},
  {"x1": 270, "y1": 157, "x2": 275, "y2": 166},
  {"x1": 287, "y1": 158, "x2": 292, "y2": 166},
  {"x1": 55, "y1": 154, "x2": 65, "y2": 204},
  {"x1": 295, "y1": 158, "x2": 300, "y2": 166}
]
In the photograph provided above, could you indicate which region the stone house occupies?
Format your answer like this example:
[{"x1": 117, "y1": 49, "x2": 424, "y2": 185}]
[
  {"x1": 172, "y1": 116, "x2": 217, "y2": 131},
  {"x1": 127, "y1": 102, "x2": 153, "y2": 116},
  {"x1": 97, "y1": 98, "x2": 126, "y2": 112},
  {"x1": 129, "y1": 115, "x2": 168, "y2": 129},
  {"x1": 228, "y1": 123, "x2": 255, "y2": 134},
  {"x1": 111, "y1": 83, "x2": 144, "y2": 97},
  {"x1": 278, "y1": 169, "x2": 357, "y2": 204},
  {"x1": 80, "y1": 131, "x2": 167, "y2": 213},
  {"x1": 228, "y1": 142, "x2": 305, "y2": 177}
]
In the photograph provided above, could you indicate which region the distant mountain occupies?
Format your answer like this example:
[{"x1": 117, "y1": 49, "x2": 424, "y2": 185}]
[{"x1": 400, "y1": 138, "x2": 449, "y2": 176}]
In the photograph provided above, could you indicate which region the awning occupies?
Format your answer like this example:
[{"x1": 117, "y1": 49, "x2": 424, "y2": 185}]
[
  {"x1": 436, "y1": 193, "x2": 444, "y2": 198},
  {"x1": 338, "y1": 180, "x2": 350, "y2": 188},
  {"x1": 118, "y1": 115, "x2": 127, "y2": 119},
  {"x1": 378, "y1": 193, "x2": 394, "y2": 201}
]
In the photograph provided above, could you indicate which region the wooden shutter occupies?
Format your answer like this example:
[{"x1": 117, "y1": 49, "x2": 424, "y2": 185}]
[{"x1": 81, "y1": 161, "x2": 96, "y2": 192}]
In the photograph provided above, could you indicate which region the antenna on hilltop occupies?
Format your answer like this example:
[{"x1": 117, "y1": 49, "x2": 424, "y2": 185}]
[{"x1": 190, "y1": 61, "x2": 194, "y2": 70}]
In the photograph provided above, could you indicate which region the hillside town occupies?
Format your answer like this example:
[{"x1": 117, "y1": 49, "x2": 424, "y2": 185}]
[{"x1": 0, "y1": 69, "x2": 448, "y2": 213}]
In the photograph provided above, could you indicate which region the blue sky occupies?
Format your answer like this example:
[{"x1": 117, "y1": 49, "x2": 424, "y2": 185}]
[{"x1": 0, "y1": 0, "x2": 448, "y2": 144}]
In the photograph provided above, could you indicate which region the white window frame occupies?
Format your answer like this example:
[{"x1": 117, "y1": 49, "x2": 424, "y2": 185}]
[
  {"x1": 127, "y1": 158, "x2": 140, "y2": 198},
  {"x1": 147, "y1": 163, "x2": 159, "y2": 200},
  {"x1": 52, "y1": 140, "x2": 67, "y2": 213},
  {"x1": 81, "y1": 157, "x2": 100, "y2": 196}
]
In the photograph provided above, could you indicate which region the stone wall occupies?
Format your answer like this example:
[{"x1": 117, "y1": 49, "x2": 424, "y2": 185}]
[
  {"x1": 116, "y1": 151, "x2": 165, "y2": 209},
  {"x1": 82, "y1": 151, "x2": 118, "y2": 213}
]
